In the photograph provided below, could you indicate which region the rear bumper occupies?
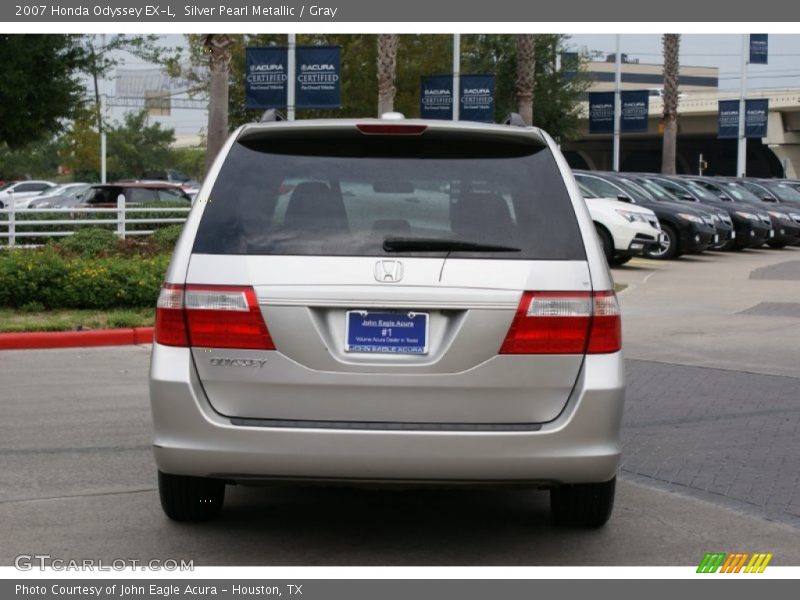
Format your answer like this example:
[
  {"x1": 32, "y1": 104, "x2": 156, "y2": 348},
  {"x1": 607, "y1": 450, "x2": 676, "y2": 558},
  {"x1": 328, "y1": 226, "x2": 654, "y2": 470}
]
[{"x1": 149, "y1": 344, "x2": 625, "y2": 485}]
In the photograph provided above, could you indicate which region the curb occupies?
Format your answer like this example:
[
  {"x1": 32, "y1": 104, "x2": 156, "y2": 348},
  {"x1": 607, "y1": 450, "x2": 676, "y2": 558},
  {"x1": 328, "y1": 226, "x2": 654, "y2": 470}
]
[{"x1": 0, "y1": 327, "x2": 154, "y2": 350}]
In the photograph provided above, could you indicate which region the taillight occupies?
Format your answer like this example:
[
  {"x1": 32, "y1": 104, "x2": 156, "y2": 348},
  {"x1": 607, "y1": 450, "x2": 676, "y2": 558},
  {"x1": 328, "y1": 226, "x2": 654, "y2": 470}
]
[
  {"x1": 586, "y1": 291, "x2": 622, "y2": 353},
  {"x1": 499, "y1": 291, "x2": 621, "y2": 355},
  {"x1": 154, "y1": 284, "x2": 275, "y2": 350},
  {"x1": 356, "y1": 124, "x2": 428, "y2": 135},
  {"x1": 155, "y1": 284, "x2": 188, "y2": 346}
]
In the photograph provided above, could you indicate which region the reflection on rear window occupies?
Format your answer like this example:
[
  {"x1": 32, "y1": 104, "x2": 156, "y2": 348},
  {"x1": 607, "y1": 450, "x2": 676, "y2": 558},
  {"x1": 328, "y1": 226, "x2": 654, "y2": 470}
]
[{"x1": 193, "y1": 132, "x2": 585, "y2": 260}]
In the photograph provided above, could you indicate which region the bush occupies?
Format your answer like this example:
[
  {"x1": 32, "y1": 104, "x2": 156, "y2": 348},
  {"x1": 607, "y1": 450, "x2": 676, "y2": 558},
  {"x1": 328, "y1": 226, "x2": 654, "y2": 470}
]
[
  {"x1": 152, "y1": 224, "x2": 184, "y2": 252},
  {"x1": 58, "y1": 228, "x2": 118, "y2": 257},
  {"x1": 0, "y1": 248, "x2": 171, "y2": 309},
  {"x1": 20, "y1": 300, "x2": 45, "y2": 312}
]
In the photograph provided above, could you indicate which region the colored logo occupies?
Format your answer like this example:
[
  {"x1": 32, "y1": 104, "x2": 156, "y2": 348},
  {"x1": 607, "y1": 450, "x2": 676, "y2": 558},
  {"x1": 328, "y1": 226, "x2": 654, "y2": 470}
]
[{"x1": 697, "y1": 552, "x2": 773, "y2": 573}]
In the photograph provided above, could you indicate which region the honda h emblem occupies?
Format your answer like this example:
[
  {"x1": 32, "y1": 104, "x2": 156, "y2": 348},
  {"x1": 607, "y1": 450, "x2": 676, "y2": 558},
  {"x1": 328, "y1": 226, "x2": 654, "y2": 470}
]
[{"x1": 374, "y1": 260, "x2": 404, "y2": 283}]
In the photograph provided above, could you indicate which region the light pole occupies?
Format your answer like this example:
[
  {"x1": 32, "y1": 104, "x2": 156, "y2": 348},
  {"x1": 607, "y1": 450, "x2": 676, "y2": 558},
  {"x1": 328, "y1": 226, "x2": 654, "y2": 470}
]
[
  {"x1": 452, "y1": 34, "x2": 460, "y2": 121},
  {"x1": 613, "y1": 35, "x2": 622, "y2": 172},
  {"x1": 736, "y1": 34, "x2": 748, "y2": 177}
]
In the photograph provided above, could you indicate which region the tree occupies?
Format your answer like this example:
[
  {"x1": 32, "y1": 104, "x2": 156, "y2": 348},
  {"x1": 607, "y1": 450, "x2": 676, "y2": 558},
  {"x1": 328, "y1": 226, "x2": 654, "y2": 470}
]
[
  {"x1": 0, "y1": 139, "x2": 61, "y2": 180},
  {"x1": 515, "y1": 35, "x2": 536, "y2": 125},
  {"x1": 80, "y1": 35, "x2": 181, "y2": 133},
  {"x1": 58, "y1": 106, "x2": 101, "y2": 181},
  {"x1": 179, "y1": 34, "x2": 590, "y2": 142},
  {"x1": 171, "y1": 147, "x2": 207, "y2": 181},
  {"x1": 462, "y1": 34, "x2": 590, "y2": 141},
  {"x1": 377, "y1": 35, "x2": 399, "y2": 115},
  {"x1": 203, "y1": 35, "x2": 235, "y2": 173},
  {"x1": 105, "y1": 110, "x2": 175, "y2": 180},
  {"x1": 0, "y1": 35, "x2": 89, "y2": 148},
  {"x1": 661, "y1": 34, "x2": 681, "y2": 175}
]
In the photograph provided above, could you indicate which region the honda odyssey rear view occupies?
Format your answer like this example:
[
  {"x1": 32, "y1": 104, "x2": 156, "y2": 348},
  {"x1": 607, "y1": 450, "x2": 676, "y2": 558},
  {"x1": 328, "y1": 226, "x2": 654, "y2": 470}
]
[{"x1": 149, "y1": 116, "x2": 625, "y2": 527}]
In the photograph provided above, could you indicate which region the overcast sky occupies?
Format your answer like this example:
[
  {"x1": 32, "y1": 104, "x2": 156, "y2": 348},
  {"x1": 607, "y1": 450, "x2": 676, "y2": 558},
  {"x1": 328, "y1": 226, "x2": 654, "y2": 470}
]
[
  {"x1": 102, "y1": 33, "x2": 800, "y2": 138},
  {"x1": 568, "y1": 34, "x2": 800, "y2": 90}
]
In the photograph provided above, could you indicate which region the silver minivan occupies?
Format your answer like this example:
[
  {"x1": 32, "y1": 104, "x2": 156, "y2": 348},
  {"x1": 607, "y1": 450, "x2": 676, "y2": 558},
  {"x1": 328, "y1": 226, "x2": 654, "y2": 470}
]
[{"x1": 149, "y1": 115, "x2": 624, "y2": 527}]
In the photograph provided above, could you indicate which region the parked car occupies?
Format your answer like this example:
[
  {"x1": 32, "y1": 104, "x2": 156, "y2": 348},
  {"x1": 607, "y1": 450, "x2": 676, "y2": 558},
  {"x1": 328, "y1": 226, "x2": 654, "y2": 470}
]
[
  {"x1": 79, "y1": 182, "x2": 192, "y2": 207},
  {"x1": 738, "y1": 178, "x2": 800, "y2": 208},
  {"x1": 141, "y1": 169, "x2": 201, "y2": 196},
  {"x1": 142, "y1": 169, "x2": 193, "y2": 184},
  {"x1": 577, "y1": 182, "x2": 662, "y2": 265},
  {"x1": 781, "y1": 180, "x2": 800, "y2": 196},
  {"x1": 638, "y1": 175, "x2": 772, "y2": 250},
  {"x1": 618, "y1": 173, "x2": 736, "y2": 251},
  {"x1": 573, "y1": 170, "x2": 716, "y2": 260},
  {"x1": 687, "y1": 177, "x2": 800, "y2": 249},
  {"x1": 150, "y1": 114, "x2": 624, "y2": 526},
  {"x1": 0, "y1": 180, "x2": 57, "y2": 208},
  {"x1": 27, "y1": 183, "x2": 92, "y2": 209}
]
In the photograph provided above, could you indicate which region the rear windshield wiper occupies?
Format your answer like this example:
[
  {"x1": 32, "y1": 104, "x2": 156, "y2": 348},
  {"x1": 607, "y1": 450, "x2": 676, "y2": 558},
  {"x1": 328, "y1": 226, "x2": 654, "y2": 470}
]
[{"x1": 383, "y1": 237, "x2": 521, "y2": 253}]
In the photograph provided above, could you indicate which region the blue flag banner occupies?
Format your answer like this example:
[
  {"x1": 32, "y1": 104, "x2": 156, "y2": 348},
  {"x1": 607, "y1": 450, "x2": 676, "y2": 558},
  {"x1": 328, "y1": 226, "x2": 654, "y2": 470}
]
[
  {"x1": 749, "y1": 34, "x2": 768, "y2": 65},
  {"x1": 745, "y1": 98, "x2": 769, "y2": 138},
  {"x1": 718, "y1": 100, "x2": 740, "y2": 139},
  {"x1": 420, "y1": 75, "x2": 453, "y2": 120},
  {"x1": 295, "y1": 46, "x2": 341, "y2": 109},
  {"x1": 245, "y1": 47, "x2": 288, "y2": 109},
  {"x1": 459, "y1": 74, "x2": 495, "y2": 123},
  {"x1": 589, "y1": 92, "x2": 615, "y2": 134},
  {"x1": 620, "y1": 90, "x2": 649, "y2": 133}
]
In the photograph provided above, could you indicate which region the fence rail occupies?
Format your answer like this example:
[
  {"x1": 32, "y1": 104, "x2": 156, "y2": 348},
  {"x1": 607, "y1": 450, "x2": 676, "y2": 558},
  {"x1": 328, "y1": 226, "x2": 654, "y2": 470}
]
[{"x1": 0, "y1": 200, "x2": 191, "y2": 246}]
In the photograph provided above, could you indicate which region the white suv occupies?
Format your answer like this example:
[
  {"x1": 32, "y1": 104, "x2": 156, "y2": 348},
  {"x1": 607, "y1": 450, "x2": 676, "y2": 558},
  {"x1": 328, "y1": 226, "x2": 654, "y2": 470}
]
[
  {"x1": 0, "y1": 180, "x2": 56, "y2": 208},
  {"x1": 577, "y1": 183, "x2": 662, "y2": 266},
  {"x1": 149, "y1": 114, "x2": 625, "y2": 527}
]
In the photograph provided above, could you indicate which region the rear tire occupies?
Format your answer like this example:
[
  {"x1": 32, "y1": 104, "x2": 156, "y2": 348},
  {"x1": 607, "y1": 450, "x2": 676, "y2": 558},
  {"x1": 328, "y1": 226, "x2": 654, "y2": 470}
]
[
  {"x1": 767, "y1": 241, "x2": 787, "y2": 249},
  {"x1": 644, "y1": 224, "x2": 679, "y2": 260},
  {"x1": 550, "y1": 477, "x2": 616, "y2": 528},
  {"x1": 594, "y1": 224, "x2": 614, "y2": 264},
  {"x1": 610, "y1": 254, "x2": 633, "y2": 266},
  {"x1": 158, "y1": 471, "x2": 225, "y2": 522}
]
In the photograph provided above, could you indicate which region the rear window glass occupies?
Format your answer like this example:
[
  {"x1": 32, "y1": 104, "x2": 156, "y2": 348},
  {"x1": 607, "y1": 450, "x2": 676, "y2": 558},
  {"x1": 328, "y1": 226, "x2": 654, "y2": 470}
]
[
  {"x1": 193, "y1": 131, "x2": 585, "y2": 260},
  {"x1": 85, "y1": 187, "x2": 122, "y2": 203}
]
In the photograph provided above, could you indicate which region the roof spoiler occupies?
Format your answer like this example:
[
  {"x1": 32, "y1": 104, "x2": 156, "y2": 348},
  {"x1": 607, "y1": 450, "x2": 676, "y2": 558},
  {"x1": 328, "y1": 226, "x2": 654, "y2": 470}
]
[
  {"x1": 260, "y1": 109, "x2": 287, "y2": 123},
  {"x1": 502, "y1": 113, "x2": 528, "y2": 128}
]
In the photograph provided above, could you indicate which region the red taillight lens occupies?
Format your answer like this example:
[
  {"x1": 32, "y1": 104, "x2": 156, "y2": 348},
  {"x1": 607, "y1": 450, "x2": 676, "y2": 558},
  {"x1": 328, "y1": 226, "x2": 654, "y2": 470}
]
[
  {"x1": 154, "y1": 284, "x2": 275, "y2": 350},
  {"x1": 499, "y1": 291, "x2": 620, "y2": 355},
  {"x1": 586, "y1": 291, "x2": 622, "y2": 354},
  {"x1": 155, "y1": 284, "x2": 188, "y2": 346}
]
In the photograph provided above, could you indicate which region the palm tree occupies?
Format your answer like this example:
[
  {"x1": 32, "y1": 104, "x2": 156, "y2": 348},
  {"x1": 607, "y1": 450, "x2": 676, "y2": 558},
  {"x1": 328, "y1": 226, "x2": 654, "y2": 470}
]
[
  {"x1": 515, "y1": 35, "x2": 536, "y2": 125},
  {"x1": 376, "y1": 34, "x2": 399, "y2": 116},
  {"x1": 204, "y1": 34, "x2": 234, "y2": 174},
  {"x1": 661, "y1": 34, "x2": 680, "y2": 174}
]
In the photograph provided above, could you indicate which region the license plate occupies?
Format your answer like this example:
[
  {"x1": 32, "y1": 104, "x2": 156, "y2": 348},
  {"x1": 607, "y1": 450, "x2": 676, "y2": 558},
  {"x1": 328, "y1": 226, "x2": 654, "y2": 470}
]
[
  {"x1": 769, "y1": 230, "x2": 775, "y2": 238},
  {"x1": 345, "y1": 311, "x2": 429, "y2": 354},
  {"x1": 732, "y1": 231, "x2": 736, "y2": 239},
  {"x1": 714, "y1": 234, "x2": 719, "y2": 244}
]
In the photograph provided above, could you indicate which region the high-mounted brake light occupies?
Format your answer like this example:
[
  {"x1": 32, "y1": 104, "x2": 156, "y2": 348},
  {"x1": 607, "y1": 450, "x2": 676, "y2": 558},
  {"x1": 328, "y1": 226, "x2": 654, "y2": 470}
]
[
  {"x1": 155, "y1": 284, "x2": 275, "y2": 350},
  {"x1": 356, "y1": 124, "x2": 428, "y2": 135},
  {"x1": 499, "y1": 291, "x2": 621, "y2": 355}
]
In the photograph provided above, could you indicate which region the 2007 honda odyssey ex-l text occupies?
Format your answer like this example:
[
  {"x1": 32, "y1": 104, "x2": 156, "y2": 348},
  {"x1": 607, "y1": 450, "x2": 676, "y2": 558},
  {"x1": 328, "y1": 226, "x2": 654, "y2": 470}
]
[{"x1": 149, "y1": 113, "x2": 625, "y2": 527}]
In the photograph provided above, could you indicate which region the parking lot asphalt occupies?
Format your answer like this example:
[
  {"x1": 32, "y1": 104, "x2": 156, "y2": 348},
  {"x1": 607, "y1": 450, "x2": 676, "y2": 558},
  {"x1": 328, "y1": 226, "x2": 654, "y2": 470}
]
[
  {"x1": 1, "y1": 247, "x2": 799, "y2": 565},
  {"x1": 615, "y1": 247, "x2": 800, "y2": 378}
]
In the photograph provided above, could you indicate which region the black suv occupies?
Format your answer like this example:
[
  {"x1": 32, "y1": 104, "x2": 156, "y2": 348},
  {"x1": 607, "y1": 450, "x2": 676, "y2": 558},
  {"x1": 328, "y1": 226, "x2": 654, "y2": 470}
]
[
  {"x1": 688, "y1": 177, "x2": 800, "y2": 249},
  {"x1": 573, "y1": 171, "x2": 717, "y2": 260},
  {"x1": 640, "y1": 175, "x2": 772, "y2": 250}
]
